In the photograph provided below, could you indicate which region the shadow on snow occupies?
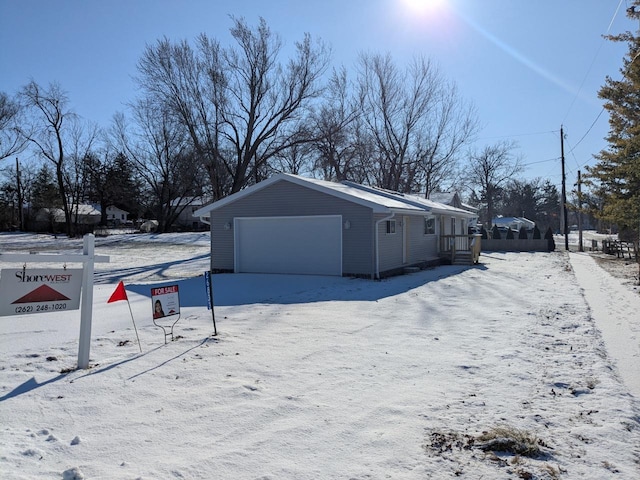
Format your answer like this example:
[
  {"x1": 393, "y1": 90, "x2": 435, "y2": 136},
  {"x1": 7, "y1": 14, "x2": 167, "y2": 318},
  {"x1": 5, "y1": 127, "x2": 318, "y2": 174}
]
[{"x1": 123, "y1": 263, "x2": 487, "y2": 308}]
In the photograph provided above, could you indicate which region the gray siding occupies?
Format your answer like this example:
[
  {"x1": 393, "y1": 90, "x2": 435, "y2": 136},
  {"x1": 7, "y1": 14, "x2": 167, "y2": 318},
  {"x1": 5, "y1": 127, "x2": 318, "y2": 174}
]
[
  {"x1": 210, "y1": 180, "x2": 374, "y2": 276},
  {"x1": 406, "y1": 215, "x2": 438, "y2": 262},
  {"x1": 375, "y1": 214, "x2": 438, "y2": 274},
  {"x1": 376, "y1": 215, "x2": 403, "y2": 272}
]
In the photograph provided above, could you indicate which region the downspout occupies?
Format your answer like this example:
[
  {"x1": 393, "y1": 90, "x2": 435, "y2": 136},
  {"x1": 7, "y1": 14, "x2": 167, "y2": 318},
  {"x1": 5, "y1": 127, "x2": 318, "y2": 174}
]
[{"x1": 374, "y1": 212, "x2": 395, "y2": 280}]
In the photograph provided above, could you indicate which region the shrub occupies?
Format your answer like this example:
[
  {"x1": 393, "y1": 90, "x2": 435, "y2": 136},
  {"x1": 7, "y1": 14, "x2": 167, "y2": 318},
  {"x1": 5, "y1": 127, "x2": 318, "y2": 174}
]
[
  {"x1": 506, "y1": 227, "x2": 515, "y2": 239},
  {"x1": 544, "y1": 227, "x2": 555, "y2": 251},
  {"x1": 518, "y1": 226, "x2": 528, "y2": 239},
  {"x1": 481, "y1": 226, "x2": 488, "y2": 239},
  {"x1": 491, "y1": 224, "x2": 501, "y2": 239},
  {"x1": 532, "y1": 224, "x2": 541, "y2": 239},
  {"x1": 476, "y1": 426, "x2": 547, "y2": 458}
]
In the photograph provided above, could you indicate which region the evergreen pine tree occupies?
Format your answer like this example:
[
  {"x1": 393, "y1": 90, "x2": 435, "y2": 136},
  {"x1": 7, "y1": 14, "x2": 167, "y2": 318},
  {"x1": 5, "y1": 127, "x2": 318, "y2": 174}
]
[
  {"x1": 587, "y1": 3, "x2": 640, "y2": 239},
  {"x1": 518, "y1": 226, "x2": 528, "y2": 239},
  {"x1": 532, "y1": 224, "x2": 541, "y2": 239},
  {"x1": 544, "y1": 226, "x2": 555, "y2": 252},
  {"x1": 506, "y1": 227, "x2": 514, "y2": 239}
]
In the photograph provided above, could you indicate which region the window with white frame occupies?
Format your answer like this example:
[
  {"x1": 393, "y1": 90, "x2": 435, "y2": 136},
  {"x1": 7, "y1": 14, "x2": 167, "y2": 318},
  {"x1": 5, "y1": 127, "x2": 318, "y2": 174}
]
[
  {"x1": 386, "y1": 220, "x2": 396, "y2": 234},
  {"x1": 424, "y1": 216, "x2": 435, "y2": 235}
]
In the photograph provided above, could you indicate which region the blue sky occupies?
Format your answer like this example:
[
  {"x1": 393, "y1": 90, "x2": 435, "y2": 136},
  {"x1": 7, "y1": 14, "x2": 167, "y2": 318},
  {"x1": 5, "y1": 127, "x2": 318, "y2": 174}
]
[{"x1": 0, "y1": 0, "x2": 632, "y2": 190}]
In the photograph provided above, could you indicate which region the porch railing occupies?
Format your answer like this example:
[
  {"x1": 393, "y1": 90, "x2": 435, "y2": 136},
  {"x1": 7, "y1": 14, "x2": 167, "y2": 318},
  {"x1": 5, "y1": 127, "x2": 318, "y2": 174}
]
[{"x1": 439, "y1": 234, "x2": 482, "y2": 264}]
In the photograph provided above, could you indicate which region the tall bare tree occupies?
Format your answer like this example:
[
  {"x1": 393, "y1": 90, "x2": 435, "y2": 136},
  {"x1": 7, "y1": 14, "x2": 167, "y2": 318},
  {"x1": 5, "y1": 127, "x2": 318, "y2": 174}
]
[
  {"x1": 356, "y1": 53, "x2": 477, "y2": 193},
  {"x1": 19, "y1": 81, "x2": 97, "y2": 236},
  {"x1": 464, "y1": 141, "x2": 523, "y2": 227},
  {"x1": 112, "y1": 102, "x2": 205, "y2": 232},
  {"x1": 136, "y1": 17, "x2": 330, "y2": 199},
  {"x1": 310, "y1": 67, "x2": 367, "y2": 182},
  {"x1": 416, "y1": 83, "x2": 478, "y2": 197},
  {"x1": 0, "y1": 92, "x2": 27, "y2": 161}
]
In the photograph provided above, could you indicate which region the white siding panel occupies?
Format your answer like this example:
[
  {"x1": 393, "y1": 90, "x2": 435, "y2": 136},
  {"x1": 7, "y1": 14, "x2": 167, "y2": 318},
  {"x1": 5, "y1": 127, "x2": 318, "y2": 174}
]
[{"x1": 235, "y1": 216, "x2": 342, "y2": 275}]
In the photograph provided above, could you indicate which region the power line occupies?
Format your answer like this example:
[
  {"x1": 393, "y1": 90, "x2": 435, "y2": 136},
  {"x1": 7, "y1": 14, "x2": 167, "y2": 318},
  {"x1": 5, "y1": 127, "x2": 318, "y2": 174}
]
[
  {"x1": 522, "y1": 156, "x2": 559, "y2": 167},
  {"x1": 567, "y1": 108, "x2": 605, "y2": 154},
  {"x1": 477, "y1": 130, "x2": 558, "y2": 141},
  {"x1": 562, "y1": 0, "x2": 624, "y2": 123}
]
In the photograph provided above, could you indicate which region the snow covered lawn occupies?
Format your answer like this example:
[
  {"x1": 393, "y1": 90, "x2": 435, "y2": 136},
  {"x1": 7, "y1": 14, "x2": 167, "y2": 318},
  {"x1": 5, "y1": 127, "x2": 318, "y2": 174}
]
[{"x1": 1, "y1": 233, "x2": 639, "y2": 479}]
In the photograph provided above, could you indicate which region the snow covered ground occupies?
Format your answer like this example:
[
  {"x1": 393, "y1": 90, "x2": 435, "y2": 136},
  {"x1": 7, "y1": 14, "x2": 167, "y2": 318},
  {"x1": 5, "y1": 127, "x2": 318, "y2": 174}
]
[{"x1": 1, "y1": 232, "x2": 639, "y2": 479}]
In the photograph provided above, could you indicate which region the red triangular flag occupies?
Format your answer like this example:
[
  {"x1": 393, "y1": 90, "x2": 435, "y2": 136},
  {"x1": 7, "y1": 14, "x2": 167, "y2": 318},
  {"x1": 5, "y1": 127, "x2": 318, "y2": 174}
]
[{"x1": 107, "y1": 281, "x2": 128, "y2": 303}]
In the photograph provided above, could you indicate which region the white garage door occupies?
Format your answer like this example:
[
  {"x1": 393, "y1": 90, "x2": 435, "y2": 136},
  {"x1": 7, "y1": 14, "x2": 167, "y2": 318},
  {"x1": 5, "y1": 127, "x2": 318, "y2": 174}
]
[{"x1": 235, "y1": 216, "x2": 342, "y2": 275}]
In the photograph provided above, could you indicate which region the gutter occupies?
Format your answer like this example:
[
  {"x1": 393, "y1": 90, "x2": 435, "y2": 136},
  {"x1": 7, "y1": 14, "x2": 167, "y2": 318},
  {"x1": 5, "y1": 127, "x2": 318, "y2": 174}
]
[{"x1": 374, "y1": 212, "x2": 396, "y2": 280}]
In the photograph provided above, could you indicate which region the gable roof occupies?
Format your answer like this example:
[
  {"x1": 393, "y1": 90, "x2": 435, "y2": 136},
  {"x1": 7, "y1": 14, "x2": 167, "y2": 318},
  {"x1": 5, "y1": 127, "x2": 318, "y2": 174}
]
[
  {"x1": 343, "y1": 182, "x2": 475, "y2": 217},
  {"x1": 428, "y1": 192, "x2": 458, "y2": 206},
  {"x1": 427, "y1": 192, "x2": 478, "y2": 214},
  {"x1": 492, "y1": 216, "x2": 535, "y2": 229},
  {"x1": 194, "y1": 173, "x2": 475, "y2": 218},
  {"x1": 194, "y1": 173, "x2": 427, "y2": 217},
  {"x1": 36, "y1": 204, "x2": 101, "y2": 223}
]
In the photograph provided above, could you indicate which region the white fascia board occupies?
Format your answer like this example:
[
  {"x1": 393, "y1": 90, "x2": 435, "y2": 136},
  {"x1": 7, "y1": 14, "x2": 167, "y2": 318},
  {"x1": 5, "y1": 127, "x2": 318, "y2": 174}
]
[
  {"x1": 429, "y1": 205, "x2": 476, "y2": 217},
  {"x1": 194, "y1": 173, "x2": 425, "y2": 216}
]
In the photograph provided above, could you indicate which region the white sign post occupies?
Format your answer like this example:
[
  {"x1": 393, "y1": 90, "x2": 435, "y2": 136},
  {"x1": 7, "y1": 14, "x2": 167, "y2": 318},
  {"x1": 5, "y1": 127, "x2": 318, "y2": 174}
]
[{"x1": 0, "y1": 234, "x2": 110, "y2": 369}]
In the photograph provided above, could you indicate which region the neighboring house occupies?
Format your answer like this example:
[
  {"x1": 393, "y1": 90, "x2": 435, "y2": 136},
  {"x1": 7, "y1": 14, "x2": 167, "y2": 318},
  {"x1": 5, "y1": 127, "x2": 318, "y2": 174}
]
[
  {"x1": 173, "y1": 197, "x2": 211, "y2": 230},
  {"x1": 194, "y1": 173, "x2": 475, "y2": 279},
  {"x1": 492, "y1": 216, "x2": 535, "y2": 231},
  {"x1": 429, "y1": 192, "x2": 479, "y2": 228},
  {"x1": 105, "y1": 205, "x2": 129, "y2": 225},
  {"x1": 35, "y1": 204, "x2": 101, "y2": 226}
]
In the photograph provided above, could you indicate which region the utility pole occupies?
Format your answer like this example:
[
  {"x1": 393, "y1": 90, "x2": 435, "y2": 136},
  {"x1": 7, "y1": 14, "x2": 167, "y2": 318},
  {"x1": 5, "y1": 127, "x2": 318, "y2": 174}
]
[
  {"x1": 16, "y1": 158, "x2": 24, "y2": 231},
  {"x1": 560, "y1": 126, "x2": 569, "y2": 251},
  {"x1": 577, "y1": 170, "x2": 583, "y2": 252}
]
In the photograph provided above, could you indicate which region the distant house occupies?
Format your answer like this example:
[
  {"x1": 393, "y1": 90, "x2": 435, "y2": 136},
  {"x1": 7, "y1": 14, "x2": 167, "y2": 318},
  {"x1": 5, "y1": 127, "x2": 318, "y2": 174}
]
[
  {"x1": 429, "y1": 192, "x2": 479, "y2": 229},
  {"x1": 33, "y1": 204, "x2": 101, "y2": 233},
  {"x1": 194, "y1": 173, "x2": 476, "y2": 279},
  {"x1": 35, "y1": 204, "x2": 101, "y2": 225},
  {"x1": 492, "y1": 216, "x2": 535, "y2": 231},
  {"x1": 105, "y1": 205, "x2": 129, "y2": 225},
  {"x1": 172, "y1": 197, "x2": 211, "y2": 231}
]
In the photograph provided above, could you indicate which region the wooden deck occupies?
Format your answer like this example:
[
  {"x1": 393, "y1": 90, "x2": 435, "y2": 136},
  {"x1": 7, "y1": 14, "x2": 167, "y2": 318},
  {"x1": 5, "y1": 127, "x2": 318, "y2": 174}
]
[{"x1": 439, "y1": 234, "x2": 482, "y2": 265}]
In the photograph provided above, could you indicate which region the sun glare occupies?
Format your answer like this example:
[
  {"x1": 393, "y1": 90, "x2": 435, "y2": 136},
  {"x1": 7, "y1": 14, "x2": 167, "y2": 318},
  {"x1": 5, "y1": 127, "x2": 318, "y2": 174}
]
[{"x1": 399, "y1": 0, "x2": 447, "y2": 17}]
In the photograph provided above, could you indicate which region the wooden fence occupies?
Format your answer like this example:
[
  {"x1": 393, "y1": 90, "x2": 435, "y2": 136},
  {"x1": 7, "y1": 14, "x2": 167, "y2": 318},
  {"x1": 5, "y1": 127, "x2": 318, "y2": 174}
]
[
  {"x1": 481, "y1": 238, "x2": 551, "y2": 252},
  {"x1": 602, "y1": 240, "x2": 639, "y2": 260}
]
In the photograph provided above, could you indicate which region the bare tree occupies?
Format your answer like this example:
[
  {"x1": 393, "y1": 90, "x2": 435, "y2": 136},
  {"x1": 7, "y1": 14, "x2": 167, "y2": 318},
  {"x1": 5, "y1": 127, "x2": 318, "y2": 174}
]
[
  {"x1": 64, "y1": 121, "x2": 100, "y2": 232},
  {"x1": 135, "y1": 17, "x2": 330, "y2": 199},
  {"x1": 464, "y1": 141, "x2": 523, "y2": 227},
  {"x1": 0, "y1": 92, "x2": 27, "y2": 161},
  {"x1": 19, "y1": 81, "x2": 97, "y2": 236},
  {"x1": 309, "y1": 67, "x2": 373, "y2": 183},
  {"x1": 271, "y1": 134, "x2": 315, "y2": 176},
  {"x1": 416, "y1": 83, "x2": 478, "y2": 197},
  {"x1": 356, "y1": 53, "x2": 477, "y2": 193},
  {"x1": 112, "y1": 102, "x2": 205, "y2": 232},
  {"x1": 0, "y1": 159, "x2": 37, "y2": 230}
]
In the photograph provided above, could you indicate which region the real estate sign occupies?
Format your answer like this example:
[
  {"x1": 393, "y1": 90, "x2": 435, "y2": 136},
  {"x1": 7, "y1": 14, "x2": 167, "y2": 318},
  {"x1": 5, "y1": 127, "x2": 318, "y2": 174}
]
[
  {"x1": 151, "y1": 285, "x2": 180, "y2": 320},
  {"x1": 0, "y1": 268, "x2": 83, "y2": 317}
]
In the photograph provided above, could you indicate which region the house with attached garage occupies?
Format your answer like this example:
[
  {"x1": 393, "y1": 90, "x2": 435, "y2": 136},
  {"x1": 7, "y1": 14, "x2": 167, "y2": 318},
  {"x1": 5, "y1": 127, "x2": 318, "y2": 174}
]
[{"x1": 194, "y1": 173, "x2": 478, "y2": 279}]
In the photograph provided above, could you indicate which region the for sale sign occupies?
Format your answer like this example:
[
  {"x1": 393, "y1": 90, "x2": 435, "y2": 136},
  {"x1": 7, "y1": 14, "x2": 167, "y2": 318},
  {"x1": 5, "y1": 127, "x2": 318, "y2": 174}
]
[
  {"x1": 0, "y1": 268, "x2": 83, "y2": 317},
  {"x1": 151, "y1": 285, "x2": 180, "y2": 319}
]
